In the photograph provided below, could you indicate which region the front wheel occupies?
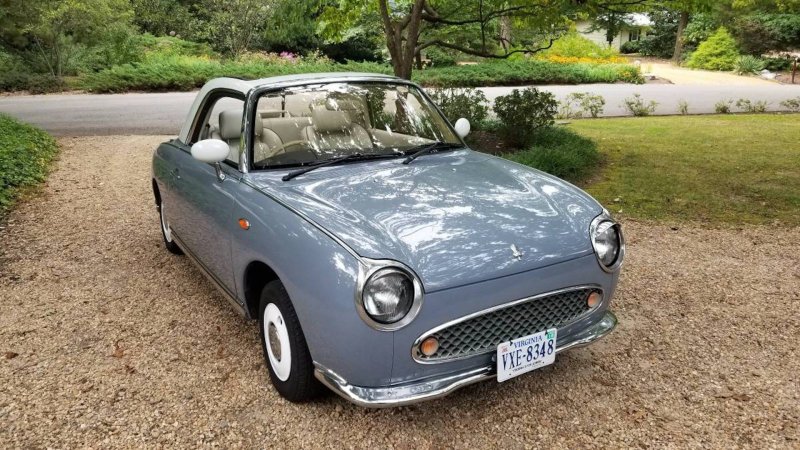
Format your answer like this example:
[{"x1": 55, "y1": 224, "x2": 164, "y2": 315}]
[
  {"x1": 158, "y1": 200, "x2": 182, "y2": 255},
  {"x1": 259, "y1": 280, "x2": 323, "y2": 402}
]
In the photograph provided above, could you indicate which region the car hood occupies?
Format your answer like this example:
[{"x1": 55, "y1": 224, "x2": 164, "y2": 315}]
[{"x1": 247, "y1": 150, "x2": 602, "y2": 292}]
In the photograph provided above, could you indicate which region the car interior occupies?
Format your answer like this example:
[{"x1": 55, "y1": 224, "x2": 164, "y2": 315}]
[{"x1": 199, "y1": 85, "x2": 458, "y2": 169}]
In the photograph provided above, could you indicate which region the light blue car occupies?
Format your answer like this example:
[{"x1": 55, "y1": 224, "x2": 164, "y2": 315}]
[{"x1": 152, "y1": 73, "x2": 623, "y2": 407}]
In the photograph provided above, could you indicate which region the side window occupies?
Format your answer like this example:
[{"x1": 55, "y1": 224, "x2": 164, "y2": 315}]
[{"x1": 198, "y1": 95, "x2": 245, "y2": 167}]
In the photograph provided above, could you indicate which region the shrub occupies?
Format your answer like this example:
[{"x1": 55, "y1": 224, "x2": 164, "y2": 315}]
[
  {"x1": 736, "y1": 99, "x2": 768, "y2": 113},
  {"x1": 780, "y1": 97, "x2": 800, "y2": 112},
  {"x1": 425, "y1": 48, "x2": 457, "y2": 67},
  {"x1": 683, "y1": 13, "x2": 718, "y2": 54},
  {"x1": 541, "y1": 32, "x2": 620, "y2": 60},
  {"x1": 0, "y1": 114, "x2": 59, "y2": 214},
  {"x1": 762, "y1": 57, "x2": 792, "y2": 72},
  {"x1": 414, "y1": 60, "x2": 643, "y2": 88},
  {"x1": 734, "y1": 55, "x2": 766, "y2": 75},
  {"x1": 621, "y1": 94, "x2": 658, "y2": 116},
  {"x1": 620, "y1": 40, "x2": 641, "y2": 54},
  {"x1": 503, "y1": 126, "x2": 600, "y2": 182},
  {"x1": 715, "y1": 99, "x2": 733, "y2": 114},
  {"x1": 558, "y1": 92, "x2": 605, "y2": 119},
  {"x1": 677, "y1": 100, "x2": 689, "y2": 115},
  {"x1": 732, "y1": 14, "x2": 800, "y2": 55},
  {"x1": 493, "y1": 88, "x2": 557, "y2": 147},
  {"x1": 685, "y1": 28, "x2": 740, "y2": 71},
  {"x1": 427, "y1": 88, "x2": 489, "y2": 129},
  {"x1": 637, "y1": 9, "x2": 680, "y2": 58}
]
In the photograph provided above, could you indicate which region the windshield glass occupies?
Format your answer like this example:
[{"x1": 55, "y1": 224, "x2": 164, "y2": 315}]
[{"x1": 250, "y1": 82, "x2": 460, "y2": 169}]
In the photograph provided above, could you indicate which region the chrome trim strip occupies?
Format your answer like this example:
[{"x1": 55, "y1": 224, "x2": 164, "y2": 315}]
[
  {"x1": 314, "y1": 311, "x2": 617, "y2": 408},
  {"x1": 589, "y1": 211, "x2": 625, "y2": 273},
  {"x1": 354, "y1": 258, "x2": 424, "y2": 332},
  {"x1": 411, "y1": 284, "x2": 603, "y2": 364},
  {"x1": 172, "y1": 233, "x2": 248, "y2": 318}
]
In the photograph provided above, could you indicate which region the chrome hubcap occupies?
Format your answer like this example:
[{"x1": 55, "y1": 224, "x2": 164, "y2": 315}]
[
  {"x1": 263, "y1": 303, "x2": 291, "y2": 381},
  {"x1": 160, "y1": 202, "x2": 172, "y2": 242},
  {"x1": 268, "y1": 323, "x2": 281, "y2": 361}
]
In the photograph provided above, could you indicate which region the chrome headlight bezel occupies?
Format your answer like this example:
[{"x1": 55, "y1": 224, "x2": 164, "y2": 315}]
[
  {"x1": 355, "y1": 259, "x2": 424, "y2": 331},
  {"x1": 590, "y1": 212, "x2": 625, "y2": 273}
]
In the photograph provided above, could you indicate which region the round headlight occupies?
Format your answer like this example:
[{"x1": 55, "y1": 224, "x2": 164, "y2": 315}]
[
  {"x1": 592, "y1": 219, "x2": 621, "y2": 268},
  {"x1": 362, "y1": 268, "x2": 414, "y2": 324}
]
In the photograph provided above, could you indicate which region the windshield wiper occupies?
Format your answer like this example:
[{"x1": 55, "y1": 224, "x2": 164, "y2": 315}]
[
  {"x1": 282, "y1": 153, "x2": 395, "y2": 181},
  {"x1": 402, "y1": 141, "x2": 462, "y2": 165}
]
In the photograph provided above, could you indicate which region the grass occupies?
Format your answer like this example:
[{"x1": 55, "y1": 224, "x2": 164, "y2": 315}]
[
  {"x1": 569, "y1": 114, "x2": 800, "y2": 225},
  {"x1": 0, "y1": 114, "x2": 58, "y2": 217}
]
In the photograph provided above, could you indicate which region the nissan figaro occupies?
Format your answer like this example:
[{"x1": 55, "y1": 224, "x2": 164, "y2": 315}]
[{"x1": 151, "y1": 73, "x2": 623, "y2": 407}]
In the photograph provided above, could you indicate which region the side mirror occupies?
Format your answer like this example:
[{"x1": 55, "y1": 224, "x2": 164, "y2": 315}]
[
  {"x1": 454, "y1": 118, "x2": 471, "y2": 138},
  {"x1": 191, "y1": 139, "x2": 229, "y2": 163}
]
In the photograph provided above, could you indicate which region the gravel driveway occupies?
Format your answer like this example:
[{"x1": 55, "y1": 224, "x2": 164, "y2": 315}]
[{"x1": 1, "y1": 136, "x2": 798, "y2": 448}]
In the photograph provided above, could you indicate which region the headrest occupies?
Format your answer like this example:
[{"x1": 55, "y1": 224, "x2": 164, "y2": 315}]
[
  {"x1": 311, "y1": 107, "x2": 351, "y2": 132},
  {"x1": 219, "y1": 109, "x2": 262, "y2": 139}
]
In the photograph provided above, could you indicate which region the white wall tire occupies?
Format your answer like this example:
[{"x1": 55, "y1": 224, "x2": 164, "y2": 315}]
[
  {"x1": 263, "y1": 303, "x2": 292, "y2": 381},
  {"x1": 258, "y1": 280, "x2": 323, "y2": 402},
  {"x1": 158, "y1": 200, "x2": 182, "y2": 255}
]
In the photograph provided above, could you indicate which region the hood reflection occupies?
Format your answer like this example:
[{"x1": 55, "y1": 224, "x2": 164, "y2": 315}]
[{"x1": 250, "y1": 150, "x2": 602, "y2": 291}]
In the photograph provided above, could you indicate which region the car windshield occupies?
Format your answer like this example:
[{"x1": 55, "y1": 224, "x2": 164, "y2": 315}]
[{"x1": 250, "y1": 82, "x2": 461, "y2": 169}]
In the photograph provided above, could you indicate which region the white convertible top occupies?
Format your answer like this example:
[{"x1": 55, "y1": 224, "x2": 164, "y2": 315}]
[{"x1": 178, "y1": 72, "x2": 401, "y2": 143}]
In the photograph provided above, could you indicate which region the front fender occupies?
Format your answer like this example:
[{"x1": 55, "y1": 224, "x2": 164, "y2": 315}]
[{"x1": 229, "y1": 178, "x2": 394, "y2": 387}]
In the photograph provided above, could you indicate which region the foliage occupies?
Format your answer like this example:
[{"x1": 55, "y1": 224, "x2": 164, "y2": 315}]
[
  {"x1": 731, "y1": 13, "x2": 800, "y2": 55},
  {"x1": 620, "y1": 40, "x2": 641, "y2": 54},
  {"x1": 414, "y1": 60, "x2": 643, "y2": 87},
  {"x1": 762, "y1": 56, "x2": 792, "y2": 71},
  {"x1": 677, "y1": 99, "x2": 689, "y2": 115},
  {"x1": 493, "y1": 88, "x2": 557, "y2": 147},
  {"x1": 426, "y1": 88, "x2": 489, "y2": 129},
  {"x1": 637, "y1": 9, "x2": 679, "y2": 59},
  {"x1": 557, "y1": 92, "x2": 605, "y2": 119},
  {"x1": 574, "y1": 114, "x2": 800, "y2": 225},
  {"x1": 0, "y1": 114, "x2": 59, "y2": 215},
  {"x1": 203, "y1": 0, "x2": 273, "y2": 58},
  {"x1": 780, "y1": 97, "x2": 800, "y2": 112},
  {"x1": 11, "y1": 0, "x2": 135, "y2": 77},
  {"x1": 685, "y1": 27, "x2": 740, "y2": 71},
  {"x1": 734, "y1": 55, "x2": 766, "y2": 75},
  {"x1": 130, "y1": 0, "x2": 202, "y2": 40},
  {"x1": 503, "y1": 126, "x2": 600, "y2": 182},
  {"x1": 714, "y1": 99, "x2": 733, "y2": 113},
  {"x1": 540, "y1": 33, "x2": 621, "y2": 60},
  {"x1": 736, "y1": 99, "x2": 769, "y2": 113},
  {"x1": 621, "y1": 94, "x2": 658, "y2": 116},
  {"x1": 682, "y1": 13, "x2": 717, "y2": 53},
  {"x1": 425, "y1": 48, "x2": 457, "y2": 67}
]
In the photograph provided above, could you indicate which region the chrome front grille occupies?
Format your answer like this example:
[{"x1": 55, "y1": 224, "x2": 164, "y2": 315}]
[{"x1": 415, "y1": 287, "x2": 600, "y2": 362}]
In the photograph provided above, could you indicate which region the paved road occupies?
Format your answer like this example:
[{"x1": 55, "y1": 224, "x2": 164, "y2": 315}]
[{"x1": 2, "y1": 84, "x2": 800, "y2": 136}]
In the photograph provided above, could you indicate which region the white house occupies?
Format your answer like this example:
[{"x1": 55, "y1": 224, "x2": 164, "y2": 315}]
[{"x1": 575, "y1": 13, "x2": 652, "y2": 50}]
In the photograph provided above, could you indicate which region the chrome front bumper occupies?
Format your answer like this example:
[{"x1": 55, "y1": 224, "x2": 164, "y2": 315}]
[{"x1": 314, "y1": 311, "x2": 617, "y2": 408}]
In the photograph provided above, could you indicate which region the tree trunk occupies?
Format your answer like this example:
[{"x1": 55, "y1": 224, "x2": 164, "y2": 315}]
[
  {"x1": 672, "y1": 11, "x2": 689, "y2": 63},
  {"x1": 378, "y1": 0, "x2": 424, "y2": 80},
  {"x1": 499, "y1": 16, "x2": 512, "y2": 52}
]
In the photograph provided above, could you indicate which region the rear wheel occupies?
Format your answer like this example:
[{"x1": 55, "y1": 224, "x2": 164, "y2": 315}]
[
  {"x1": 259, "y1": 280, "x2": 323, "y2": 402},
  {"x1": 158, "y1": 200, "x2": 182, "y2": 255}
]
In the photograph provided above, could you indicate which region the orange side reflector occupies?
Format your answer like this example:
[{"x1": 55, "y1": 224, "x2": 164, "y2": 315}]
[
  {"x1": 587, "y1": 292, "x2": 602, "y2": 308},
  {"x1": 238, "y1": 218, "x2": 250, "y2": 230}
]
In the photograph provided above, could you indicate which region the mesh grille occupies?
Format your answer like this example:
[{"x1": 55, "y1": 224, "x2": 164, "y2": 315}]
[{"x1": 418, "y1": 288, "x2": 598, "y2": 362}]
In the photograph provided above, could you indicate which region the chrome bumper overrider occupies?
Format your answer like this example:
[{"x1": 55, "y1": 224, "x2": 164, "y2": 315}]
[{"x1": 314, "y1": 311, "x2": 617, "y2": 408}]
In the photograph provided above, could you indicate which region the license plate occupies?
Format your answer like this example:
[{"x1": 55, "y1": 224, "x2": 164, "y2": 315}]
[{"x1": 496, "y1": 328, "x2": 557, "y2": 382}]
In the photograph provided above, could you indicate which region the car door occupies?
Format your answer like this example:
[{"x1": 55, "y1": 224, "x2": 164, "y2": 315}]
[{"x1": 169, "y1": 92, "x2": 246, "y2": 295}]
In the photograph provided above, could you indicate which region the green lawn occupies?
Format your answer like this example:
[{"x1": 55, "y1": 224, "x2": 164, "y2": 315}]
[{"x1": 569, "y1": 114, "x2": 800, "y2": 226}]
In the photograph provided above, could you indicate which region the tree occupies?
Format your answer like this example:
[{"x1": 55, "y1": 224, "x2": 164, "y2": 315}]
[
  {"x1": 14, "y1": 0, "x2": 134, "y2": 77},
  {"x1": 589, "y1": 12, "x2": 633, "y2": 47},
  {"x1": 203, "y1": 0, "x2": 272, "y2": 58},
  {"x1": 321, "y1": 0, "x2": 586, "y2": 79}
]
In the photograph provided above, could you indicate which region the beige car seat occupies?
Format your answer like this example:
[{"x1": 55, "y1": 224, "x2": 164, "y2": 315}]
[
  {"x1": 302, "y1": 107, "x2": 372, "y2": 152},
  {"x1": 215, "y1": 110, "x2": 282, "y2": 164}
]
